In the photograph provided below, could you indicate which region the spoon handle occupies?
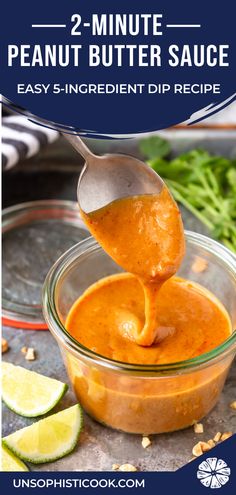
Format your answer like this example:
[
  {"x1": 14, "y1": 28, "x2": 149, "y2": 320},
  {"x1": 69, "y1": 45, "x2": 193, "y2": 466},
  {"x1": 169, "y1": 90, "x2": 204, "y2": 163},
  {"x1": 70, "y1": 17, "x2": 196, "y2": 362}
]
[{"x1": 62, "y1": 133, "x2": 95, "y2": 161}]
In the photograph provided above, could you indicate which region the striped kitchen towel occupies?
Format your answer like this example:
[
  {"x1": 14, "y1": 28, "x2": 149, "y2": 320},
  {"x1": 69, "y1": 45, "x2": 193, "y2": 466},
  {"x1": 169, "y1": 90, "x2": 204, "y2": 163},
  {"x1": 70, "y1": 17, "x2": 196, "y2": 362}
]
[{"x1": 2, "y1": 115, "x2": 59, "y2": 170}]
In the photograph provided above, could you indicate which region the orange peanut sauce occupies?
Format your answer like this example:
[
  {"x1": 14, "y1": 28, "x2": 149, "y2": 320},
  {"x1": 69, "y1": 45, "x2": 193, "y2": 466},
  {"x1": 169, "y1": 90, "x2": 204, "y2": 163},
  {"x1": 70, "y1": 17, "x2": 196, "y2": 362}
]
[
  {"x1": 65, "y1": 273, "x2": 231, "y2": 365},
  {"x1": 64, "y1": 186, "x2": 232, "y2": 433},
  {"x1": 79, "y1": 187, "x2": 185, "y2": 346}
]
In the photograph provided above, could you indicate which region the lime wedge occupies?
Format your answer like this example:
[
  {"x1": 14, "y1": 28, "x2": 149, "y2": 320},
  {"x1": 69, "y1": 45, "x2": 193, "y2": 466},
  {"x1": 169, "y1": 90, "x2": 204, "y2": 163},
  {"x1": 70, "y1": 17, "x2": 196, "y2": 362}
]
[
  {"x1": 3, "y1": 404, "x2": 83, "y2": 464},
  {"x1": 1, "y1": 443, "x2": 29, "y2": 471},
  {"x1": 2, "y1": 362, "x2": 68, "y2": 417}
]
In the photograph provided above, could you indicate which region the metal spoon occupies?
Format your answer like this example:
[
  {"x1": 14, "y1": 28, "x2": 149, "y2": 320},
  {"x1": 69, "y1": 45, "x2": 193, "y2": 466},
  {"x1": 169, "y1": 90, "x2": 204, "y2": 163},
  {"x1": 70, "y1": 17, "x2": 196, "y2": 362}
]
[{"x1": 63, "y1": 133, "x2": 164, "y2": 213}]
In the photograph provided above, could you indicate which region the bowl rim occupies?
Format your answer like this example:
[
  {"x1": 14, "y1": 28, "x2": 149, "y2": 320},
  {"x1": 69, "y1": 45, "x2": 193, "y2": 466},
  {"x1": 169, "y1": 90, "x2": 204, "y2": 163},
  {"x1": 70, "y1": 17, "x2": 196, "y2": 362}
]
[
  {"x1": 42, "y1": 230, "x2": 236, "y2": 375},
  {"x1": 2, "y1": 199, "x2": 88, "y2": 327}
]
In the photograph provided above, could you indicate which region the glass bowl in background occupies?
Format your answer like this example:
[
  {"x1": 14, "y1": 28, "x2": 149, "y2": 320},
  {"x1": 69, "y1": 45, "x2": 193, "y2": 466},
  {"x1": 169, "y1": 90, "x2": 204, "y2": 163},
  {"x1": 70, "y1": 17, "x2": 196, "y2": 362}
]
[
  {"x1": 2, "y1": 200, "x2": 88, "y2": 329},
  {"x1": 43, "y1": 232, "x2": 236, "y2": 434}
]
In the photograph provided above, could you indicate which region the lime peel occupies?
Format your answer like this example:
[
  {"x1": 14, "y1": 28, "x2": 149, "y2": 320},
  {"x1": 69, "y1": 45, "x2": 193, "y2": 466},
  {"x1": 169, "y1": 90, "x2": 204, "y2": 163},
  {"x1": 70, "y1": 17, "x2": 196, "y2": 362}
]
[
  {"x1": 3, "y1": 404, "x2": 83, "y2": 464},
  {"x1": 2, "y1": 362, "x2": 68, "y2": 417}
]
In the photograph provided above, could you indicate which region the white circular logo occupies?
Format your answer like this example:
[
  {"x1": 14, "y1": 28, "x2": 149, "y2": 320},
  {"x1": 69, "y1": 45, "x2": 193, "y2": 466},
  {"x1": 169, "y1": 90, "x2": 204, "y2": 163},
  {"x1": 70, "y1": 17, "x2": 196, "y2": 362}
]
[{"x1": 197, "y1": 458, "x2": 231, "y2": 489}]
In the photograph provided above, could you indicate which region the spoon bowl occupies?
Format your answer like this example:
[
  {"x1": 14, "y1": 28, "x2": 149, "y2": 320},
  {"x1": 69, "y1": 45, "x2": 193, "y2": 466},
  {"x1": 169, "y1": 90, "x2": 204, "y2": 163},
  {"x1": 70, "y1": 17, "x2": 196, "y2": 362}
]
[{"x1": 63, "y1": 134, "x2": 164, "y2": 213}]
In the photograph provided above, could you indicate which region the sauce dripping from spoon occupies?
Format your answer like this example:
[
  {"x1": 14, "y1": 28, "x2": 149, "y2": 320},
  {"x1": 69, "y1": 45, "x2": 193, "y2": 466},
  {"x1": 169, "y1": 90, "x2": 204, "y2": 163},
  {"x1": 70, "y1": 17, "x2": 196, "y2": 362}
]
[{"x1": 81, "y1": 186, "x2": 185, "y2": 346}]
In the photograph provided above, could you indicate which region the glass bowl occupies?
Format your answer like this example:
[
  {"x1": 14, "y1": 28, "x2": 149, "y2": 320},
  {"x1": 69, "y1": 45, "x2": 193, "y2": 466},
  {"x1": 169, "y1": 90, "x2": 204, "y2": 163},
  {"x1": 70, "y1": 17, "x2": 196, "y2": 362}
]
[
  {"x1": 43, "y1": 231, "x2": 236, "y2": 434},
  {"x1": 2, "y1": 200, "x2": 88, "y2": 329}
]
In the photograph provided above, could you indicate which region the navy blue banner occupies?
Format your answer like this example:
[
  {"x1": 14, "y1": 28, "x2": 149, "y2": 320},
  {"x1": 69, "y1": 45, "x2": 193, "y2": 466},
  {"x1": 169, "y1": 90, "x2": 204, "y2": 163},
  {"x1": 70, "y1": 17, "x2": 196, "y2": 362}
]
[
  {"x1": 1, "y1": 436, "x2": 236, "y2": 494},
  {"x1": 0, "y1": 0, "x2": 236, "y2": 135}
]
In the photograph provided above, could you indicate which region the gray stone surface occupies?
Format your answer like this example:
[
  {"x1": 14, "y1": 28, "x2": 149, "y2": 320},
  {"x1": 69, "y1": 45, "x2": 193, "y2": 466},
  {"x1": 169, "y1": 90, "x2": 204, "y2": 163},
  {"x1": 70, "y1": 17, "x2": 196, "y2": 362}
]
[{"x1": 2, "y1": 325, "x2": 236, "y2": 472}]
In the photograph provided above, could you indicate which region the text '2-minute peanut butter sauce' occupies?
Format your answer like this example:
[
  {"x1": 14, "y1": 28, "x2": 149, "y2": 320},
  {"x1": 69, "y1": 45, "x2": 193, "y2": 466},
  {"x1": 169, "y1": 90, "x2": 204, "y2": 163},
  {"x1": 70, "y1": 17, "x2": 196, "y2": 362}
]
[{"x1": 65, "y1": 184, "x2": 231, "y2": 361}]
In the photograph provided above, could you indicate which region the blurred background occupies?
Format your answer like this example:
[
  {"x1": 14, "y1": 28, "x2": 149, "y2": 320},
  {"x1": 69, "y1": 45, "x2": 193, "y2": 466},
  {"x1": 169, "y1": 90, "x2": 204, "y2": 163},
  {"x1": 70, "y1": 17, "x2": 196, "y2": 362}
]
[
  {"x1": 2, "y1": 100, "x2": 236, "y2": 206},
  {"x1": 2, "y1": 100, "x2": 236, "y2": 252}
]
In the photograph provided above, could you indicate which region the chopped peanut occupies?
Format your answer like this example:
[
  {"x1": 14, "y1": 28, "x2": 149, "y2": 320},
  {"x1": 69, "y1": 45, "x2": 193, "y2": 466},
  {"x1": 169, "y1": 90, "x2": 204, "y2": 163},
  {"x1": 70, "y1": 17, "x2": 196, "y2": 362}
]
[
  {"x1": 192, "y1": 441, "x2": 211, "y2": 457},
  {"x1": 194, "y1": 423, "x2": 204, "y2": 434},
  {"x1": 230, "y1": 401, "x2": 236, "y2": 410},
  {"x1": 119, "y1": 464, "x2": 138, "y2": 472},
  {"x1": 192, "y1": 442, "x2": 203, "y2": 457},
  {"x1": 192, "y1": 256, "x2": 208, "y2": 273},
  {"x1": 142, "y1": 436, "x2": 151, "y2": 449},
  {"x1": 213, "y1": 432, "x2": 222, "y2": 443},
  {"x1": 21, "y1": 346, "x2": 28, "y2": 354},
  {"x1": 201, "y1": 441, "x2": 212, "y2": 453},
  {"x1": 25, "y1": 347, "x2": 35, "y2": 361},
  {"x1": 112, "y1": 464, "x2": 120, "y2": 471},
  {"x1": 207, "y1": 439, "x2": 215, "y2": 449},
  {"x1": 221, "y1": 432, "x2": 233, "y2": 441},
  {"x1": 2, "y1": 338, "x2": 9, "y2": 354}
]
